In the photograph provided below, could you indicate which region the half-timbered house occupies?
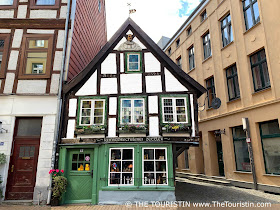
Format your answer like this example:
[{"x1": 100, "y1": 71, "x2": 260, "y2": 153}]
[{"x1": 59, "y1": 18, "x2": 206, "y2": 205}]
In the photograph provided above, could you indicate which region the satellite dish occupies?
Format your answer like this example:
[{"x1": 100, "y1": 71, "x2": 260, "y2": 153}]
[{"x1": 212, "y1": 97, "x2": 221, "y2": 109}]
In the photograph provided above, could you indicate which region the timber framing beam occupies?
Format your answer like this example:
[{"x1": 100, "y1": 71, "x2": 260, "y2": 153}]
[{"x1": 0, "y1": 19, "x2": 67, "y2": 29}]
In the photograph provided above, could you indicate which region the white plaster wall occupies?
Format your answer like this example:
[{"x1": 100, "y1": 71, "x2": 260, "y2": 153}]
[
  {"x1": 7, "y1": 51, "x2": 19, "y2": 70},
  {"x1": 17, "y1": 80, "x2": 47, "y2": 94},
  {"x1": 149, "y1": 117, "x2": 159, "y2": 136},
  {"x1": 108, "y1": 118, "x2": 117, "y2": 137},
  {"x1": 53, "y1": 51, "x2": 63, "y2": 71},
  {"x1": 120, "y1": 74, "x2": 142, "y2": 94},
  {"x1": 190, "y1": 94, "x2": 195, "y2": 137},
  {"x1": 30, "y1": 10, "x2": 57, "y2": 19},
  {"x1": 120, "y1": 53, "x2": 124, "y2": 72},
  {"x1": 144, "y1": 53, "x2": 161, "y2": 72},
  {"x1": 50, "y1": 74, "x2": 60, "y2": 94},
  {"x1": 56, "y1": 30, "x2": 65, "y2": 49},
  {"x1": 148, "y1": 96, "x2": 158, "y2": 114},
  {"x1": 62, "y1": 0, "x2": 68, "y2": 3},
  {"x1": 145, "y1": 76, "x2": 162, "y2": 93},
  {"x1": 19, "y1": 0, "x2": 28, "y2": 2},
  {"x1": 164, "y1": 68, "x2": 188, "y2": 92},
  {"x1": 12, "y1": 29, "x2": 23, "y2": 48},
  {"x1": 3, "y1": 73, "x2": 15, "y2": 94},
  {"x1": 69, "y1": 99, "x2": 77, "y2": 117},
  {"x1": 100, "y1": 78, "x2": 118, "y2": 94},
  {"x1": 0, "y1": 10, "x2": 14, "y2": 18},
  {"x1": 134, "y1": 37, "x2": 146, "y2": 49},
  {"x1": 60, "y1": 6, "x2": 68, "y2": 19},
  {"x1": 101, "y1": 53, "x2": 117, "y2": 74},
  {"x1": 76, "y1": 71, "x2": 97, "y2": 96},
  {"x1": 0, "y1": 29, "x2": 11, "y2": 33},
  {"x1": 66, "y1": 120, "x2": 75, "y2": 138},
  {"x1": 27, "y1": 29, "x2": 55, "y2": 34},
  {"x1": 17, "y1": 5, "x2": 27, "y2": 18},
  {"x1": 109, "y1": 97, "x2": 117, "y2": 115}
]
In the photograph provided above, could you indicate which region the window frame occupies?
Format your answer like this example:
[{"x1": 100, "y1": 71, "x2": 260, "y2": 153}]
[
  {"x1": 243, "y1": 0, "x2": 260, "y2": 31},
  {"x1": 30, "y1": 0, "x2": 59, "y2": 9},
  {"x1": 176, "y1": 56, "x2": 182, "y2": 68},
  {"x1": 221, "y1": 13, "x2": 233, "y2": 47},
  {"x1": 188, "y1": 45, "x2": 195, "y2": 70},
  {"x1": 176, "y1": 39, "x2": 180, "y2": 48},
  {"x1": 250, "y1": 49, "x2": 270, "y2": 92},
  {"x1": 0, "y1": 34, "x2": 10, "y2": 79},
  {"x1": 124, "y1": 52, "x2": 142, "y2": 73},
  {"x1": 77, "y1": 96, "x2": 108, "y2": 128},
  {"x1": 202, "y1": 32, "x2": 211, "y2": 60},
  {"x1": 142, "y1": 147, "x2": 168, "y2": 186},
  {"x1": 201, "y1": 10, "x2": 207, "y2": 22},
  {"x1": 187, "y1": 27, "x2": 192, "y2": 36},
  {"x1": 18, "y1": 34, "x2": 54, "y2": 79},
  {"x1": 226, "y1": 64, "x2": 240, "y2": 101},
  {"x1": 0, "y1": 0, "x2": 17, "y2": 9},
  {"x1": 108, "y1": 147, "x2": 135, "y2": 186},
  {"x1": 167, "y1": 48, "x2": 171, "y2": 56},
  {"x1": 206, "y1": 77, "x2": 215, "y2": 108}
]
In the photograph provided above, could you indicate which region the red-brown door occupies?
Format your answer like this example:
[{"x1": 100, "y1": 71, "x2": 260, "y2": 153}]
[{"x1": 6, "y1": 118, "x2": 42, "y2": 200}]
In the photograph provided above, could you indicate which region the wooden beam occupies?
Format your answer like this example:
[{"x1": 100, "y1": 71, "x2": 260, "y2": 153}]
[{"x1": 0, "y1": 19, "x2": 67, "y2": 29}]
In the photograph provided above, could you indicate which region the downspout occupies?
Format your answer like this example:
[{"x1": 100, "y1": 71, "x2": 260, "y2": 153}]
[{"x1": 47, "y1": 0, "x2": 71, "y2": 204}]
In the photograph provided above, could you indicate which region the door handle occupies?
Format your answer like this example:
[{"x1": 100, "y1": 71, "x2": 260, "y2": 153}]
[{"x1": 11, "y1": 165, "x2": 14, "y2": 173}]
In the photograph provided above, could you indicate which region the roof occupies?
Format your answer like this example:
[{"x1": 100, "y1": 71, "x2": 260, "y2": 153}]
[{"x1": 63, "y1": 18, "x2": 206, "y2": 97}]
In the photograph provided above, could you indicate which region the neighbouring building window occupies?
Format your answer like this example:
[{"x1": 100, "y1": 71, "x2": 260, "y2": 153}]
[
  {"x1": 250, "y1": 49, "x2": 270, "y2": 92},
  {"x1": 201, "y1": 10, "x2": 207, "y2": 22},
  {"x1": 161, "y1": 97, "x2": 188, "y2": 123},
  {"x1": 125, "y1": 52, "x2": 142, "y2": 73},
  {"x1": 143, "y1": 148, "x2": 168, "y2": 185},
  {"x1": 221, "y1": 14, "x2": 233, "y2": 47},
  {"x1": 188, "y1": 46, "x2": 195, "y2": 70},
  {"x1": 176, "y1": 56, "x2": 182, "y2": 68},
  {"x1": 260, "y1": 120, "x2": 280, "y2": 175},
  {"x1": 206, "y1": 77, "x2": 215, "y2": 108},
  {"x1": 19, "y1": 35, "x2": 53, "y2": 79},
  {"x1": 0, "y1": 35, "x2": 10, "y2": 78},
  {"x1": 185, "y1": 150, "x2": 189, "y2": 169},
  {"x1": 109, "y1": 148, "x2": 134, "y2": 185},
  {"x1": 98, "y1": 0, "x2": 102, "y2": 12},
  {"x1": 79, "y1": 99, "x2": 106, "y2": 126},
  {"x1": 202, "y1": 32, "x2": 211, "y2": 59},
  {"x1": 36, "y1": 0, "x2": 55, "y2": 5},
  {"x1": 120, "y1": 98, "x2": 145, "y2": 124},
  {"x1": 0, "y1": 0, "x2": 13, "y2": 5},
  {"x1": 187, "y1": 27, "x2": 192, "y2": 36},
  {"x1": 243, "y1": 0, "x2": 260, "y2": 30},
  {"x1": 232, "y1": 126, "x2": 251, "y2": 172},
  {"x1": 176, "y1": 39, "x2": 180, "y2": 48},
  {"x1": 167, "y1": 48, "x2": 171, "y2": 56},
  {"x1": 226, "y1": 65, "x2": 240, "y2": 101}
]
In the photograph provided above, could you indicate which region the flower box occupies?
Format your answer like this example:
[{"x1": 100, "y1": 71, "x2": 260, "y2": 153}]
[
  {"x1": 162, "y1": 124, "x2": 191, "y2": 133},
  {"x1": 75, "y1": 125, "x2": 107, "y2": 135},
  {"x1": 118, "y1": 124, "x2": 147, "y2": 134}
]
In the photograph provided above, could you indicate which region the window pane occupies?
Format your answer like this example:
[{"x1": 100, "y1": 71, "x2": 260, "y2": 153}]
[
  {"x1": 262, "y1": 137, "x2": 280, "y2": 174},
  {"x1": 253, "y1": 2, "x2": 260, "y2": 23},
  {"x1": 164, "y1": 115, "x2": 173, "y2": 122},
  {"x1": 144, "y1": 149, "x2": 154, "y2": 160},
  {"x1": 261, "y1": 62, "x2": 270, "y2": 87},
  {"x1": 82, "y1": 109, "x2": 91, "y2": 116},
  {"x1": 122, "y1": 173, "x2": 133, "y2": 185},
  {"x1": 82, "y1": 101, "x2": 91, "y2": 108},
  {"x1": 95, "y1": 101, "x2": 103, "y2": 108},
  {"x1": 129, "y1": 63, "x2": 138, "y2": 70},
  {"x1": 81, "y1": 117, "x2": 90, "y2": 125},
  {"x1": 36, "y1": 0, "x2": 56, "y2": 5},
  {"x1": 25, "y1": 52, "x2": 47, "y2": 74},
  {"x1": 0, "y1": 52, "x2": 3, "y2": 71},
  {"x1": 17, "y1": 118, "x2": 42, "y2": 136},
  {"x1": 111, "y1": 149, "x2": 121, "y2": 160},
  {"x1": 29, "y1": 40, "x2": 48, "y2": 48},
  {"x1": 244, "y1": 0, "x2": 250, "y2": 7},
  {"x1": 110, "y1": 161, "x2": 121, "y2": 172},
  {"x1": 122, "y1": 161, "x2": 133, "y2": 172},
  {"x1": 176, "y1": 99, "x2": 185, "y2": 106},
  {"x1": 123, "y1": 149, "x2": 133, "y2": 160},
  {"x1": 234, "y1": 140, "x2": 251, "y2": 171},
  {"x1": 261, "y1": 121, "x2": 280, "y2": 136},
  {"x1": 110, "y1": 173, "x2": 120, "y2": 184},
  {"x1": 228, "y1": 78, "x2": 235, "y2": 99},
  {"x1": 163, "y1": 99, "x2": 172, "y2": 106},
  {"x1": 93, "y1": 117, "x2": 103, "y2": 124},
  {"x1": 176, "y1": 107, "x2": 185, "y2": 114},
  {"x1": 250, "y1": 53, "x2": 258, "y2": 65},
  {"x1": 177, "y1": 115, "x2": 186, "y2": 122},
  {"x1": 234, "y1": 76, "x2": 240, "y2": 97},
  {"x1": 129, "y1": 54, "x2": 138, "y2": 62},
  {"x1": 156, "y1": 173, "x2": 167, "y2": 184},
  {"x1": 144, "y1": 173, "x2": 155, "y2": 184},
  {"x1": 144, "y1": 161, "x2": 154, "y2": 172},
  {"x1": 0, "y1": 0, "x2": 13, "y2": 5},
  {"x1": 155, "y1": 149, "x2": 165, "y2": 160},
  {"x1": 122, "y1": 100, "x2": 131, "y2": 107},
  {"x1": 252, "y1": 66, "x2": 262, "y2": 90},
  {"x1": 93, "y1": 108, "x2": 103, "y2": 116},
  {"x1": 245, "y1": 8, "x2": 254, "y2": 29}
]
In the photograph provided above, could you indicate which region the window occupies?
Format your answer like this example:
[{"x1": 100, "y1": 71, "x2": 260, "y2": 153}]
[
  {"x1": 176, "y1": 39, "x2": 180, "y2": 48},
  {"x1": 185, "y1": 150, "x2": 189, "y2": 169},
  {"x1": 143, "y1": 148, "x2": 168, "y2": 185},
  {"x1": 30, "y1": 0, "x2": 58, "y2": 8},
  {"x1": 0, "y1": 35, "x2": 10, "y2": 78},
  {"x1": 250, "y1": 49, "x2": 270, "y2": 92},
  {"x1": 226, "y1": 65, "x2": 240, "y2": 101},
  {"x1": 19, "y1": 35, "x2": 53, "y2": 79},
  {"x1": 232, "y1": 126, "x2": 251, "y2": 172},
  {"x1": 120, "y1": 98, "x2": 145, "y2": 125},
  {"x1": 161, "y1": 97, "x2": 189, "y2": 123},
  {"x1": 0, "y1": 0, "x2": 13, "y2": 5},
  {"x1": 202, "y1": 32, "x2": 211, "y2": 59},
  {"x1": 71, "y1": 153, "x2": 92, "y2": 171},
  {"x1": 206, "y1": 77, "x2": 215, "y2": 108},
  {"x1": 201, "y1": 10, "x2": 207, "y2": 22},
  {"x1": 188, "y1": 46, "x2": 195, "y2": 70},
  {"x1": 167, "y1": 48, "x2": 171, "y2": 56},
  {"x1": 260, "y1": 120, "x2": 280, "y2": 175},
  {"x1": 35, "y1": 0, "x2": 55, "y2": 5},
  {"x1": 221, "y1": 14, "x2": 233, "y2": 47},
  {"x1": 176, "y1": 56, "x2": 182, "y2": 68},
  {"x1": 243, "y1": 0, "x2": 260, "y2": 30},
  {"x1": 125, "y1": 52, "x2": 142, "y2": 73},
  {"x1": 109, "y1": 148, "x2": 134, "y2": 185},
  {"x1": 187, "y1": 27, "x2": 192, "y2": 36},
  {"x1": 98, "y1": 0, "x2": 102, "y2": 12},
  {"x1": 79, "y1": 99, "x2": 105, "y2": 126}
]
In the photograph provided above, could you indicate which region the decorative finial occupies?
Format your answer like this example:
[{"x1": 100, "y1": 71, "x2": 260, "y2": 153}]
[{"x1": 127, "y1": 2, "x2": 136, "y2": 17}]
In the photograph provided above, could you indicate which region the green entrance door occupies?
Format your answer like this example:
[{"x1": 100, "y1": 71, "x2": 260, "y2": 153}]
[{"x1": 65, "y1": 149, "x2": 94, "y2": 204}]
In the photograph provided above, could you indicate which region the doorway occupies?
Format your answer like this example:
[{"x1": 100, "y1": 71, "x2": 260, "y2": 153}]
[
  {"x1": 215, "y1": 133, "x2": 224, "y2": 176},
  {"x1": 6, "y1": 118, "x2": 42, "y2": 200}
]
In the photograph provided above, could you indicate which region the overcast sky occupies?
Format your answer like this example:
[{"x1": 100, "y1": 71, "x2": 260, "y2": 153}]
[{"x1": 105, "y1": 0, "x2": 201, "y2": 43}]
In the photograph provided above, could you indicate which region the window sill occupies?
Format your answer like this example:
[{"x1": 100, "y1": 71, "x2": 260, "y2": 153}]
[
  {"x1": 221, "y1": 41, "x2": 234, "y2": 51},
  {"x1": 243, "y1": 21, "x2": 261, "y2": 35},
  {"x1": 263, "y1": 173, "x2": 280, "y2": 177},
  {"x1": 101, "y1": 186, "x2": 175, "y2": 191},
  {"x1": 233, "y1": 171, "x2": 252, "y2": 174},
  {"x1": 227, "y1": 97, "x2": 241, "y2": 104},
  {"x1": 252, "y1": 87, "x2": 271, "y2": 95},
  {"x1": 202, "y1": 55, "x2": 212, "y2": 64},
  {"x1": 189, "y1": 67, "x2": 195, "y2": 72},
  {"x1": 206, "y1": 107, "x2": 213, "y2": 111}
]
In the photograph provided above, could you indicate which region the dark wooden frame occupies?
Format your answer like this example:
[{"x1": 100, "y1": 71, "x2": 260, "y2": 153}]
[
  {"x1": 18, "y1": 34, "x2": 54, "y2": 79},
  {"x1": 206, "y1": 76, "x2": 215, "y2": 108},
  {"x1": 176, "y1": 38, "x2": 180, "y2": 48},
  {"x1": 226, "y1": 64, "x2": 240, "y2": 101},
  {"x1": 30, "y1": 0, "x2": 60, "y2": 9},
  {"x1": 221, "y1": 13, "x2": 233, "y2": 47},
  {"x1": 188, "y1": 45, "x2": 195, "y2": 71},
  {"x1": 202, "y1": 32, "x2": 211, "y2": 60},
  {"x1": 200, "y1": 10, "x2": 207, "y2": 22},
  {"x1": 0, "y1": 34, "x2": 10, "y2": 79},
  {"x1": 243, "y1": 0, "x2": 260, "y2": 31},
  {"x1": 186, "y1": 26, "x2": 192, "y2": 36},
  {"x1": 0, "y1": 0, "x2": 17, "y2": 9}
]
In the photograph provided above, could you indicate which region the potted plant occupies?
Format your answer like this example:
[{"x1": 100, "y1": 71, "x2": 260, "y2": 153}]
[
  {"x1": 162, "y1": 123, "x2": 191, "y2": 133},
  {"x1": 0, "y1": 153, "x2": 6, "y2": 165},
  {"x1": 75, "y1": 125, "x2": 107, "y2": 135},
  {"x1": 49, "y1": 169, "x2": 67, "y2": 206},
  {"x1": 119, "y1": 124, "x2": 147, "y2": 133}
]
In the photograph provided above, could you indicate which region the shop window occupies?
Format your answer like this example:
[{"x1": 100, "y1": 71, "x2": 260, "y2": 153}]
[
  {"x1": 185, "y1": 150, "x2": 189, "y2": 169},
  {"x1": 243, "y1": 0, "x2": 260, "y2": 30},
  {"x1": 206, "y1": 77, "x2": 215, "y2": 108},
  {"x1": 201, "y1": 10, "x2": 207, "y2": 22},
  {"x1": 79, "y1": 99, "x2": 106, "y2": 126},
  {"x1": 143, "y1": 148, "x2": 168, "y2": 185},
  {"x1": 188, "y1": 46, "x2": 195, "y2": 70},
  {"x1": 232, "y1": 126, "x2": 251, "y2": 172},
  {"x1": 125, "y1": 52, "x2": 142, "y2": 73},
  {"x1": 109, "y1": 148, "x2": 134, "y2": 185},
  {"x1": 0, "y1": 34, "x2": 10, "y2": 78},
  {"x1": 19, "y1": 35, "x2": 53, "y2": 79},
  {"x1": 260, "y1": 120, "x2": 280, "y2": 175},
  {"x1": 120, "y1": 98, "x2": 145, "y2": 125},
  {"x1": 202, "y1": 32, "x2": 211, "y2": 60},
  {"x1": 226, "y1": 64, "x2": 240, "y2": 101},
  {"x1": 71, "y1": 153, "x2": 91, "y2": 171},
  {"x1": 176, "y1": 56, "x2": 181, "y2": 68},
  {"x1": 250, "y1": 49, "x2": 270, "y2": 92},
  {"x1": 221, "y1": 14, "x2": 233, "y2": 47}
]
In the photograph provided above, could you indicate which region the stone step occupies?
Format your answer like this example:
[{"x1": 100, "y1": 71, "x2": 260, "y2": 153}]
[
  {"x1": 1, "y1": 200, "x2": 33, "y2": 205},
  {"x1": 176, "y1": 171, "x2": 229, "y2": 182}
]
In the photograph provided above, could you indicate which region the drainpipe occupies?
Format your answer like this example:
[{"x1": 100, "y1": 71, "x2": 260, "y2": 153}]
[{"x1": 46, "y1": 0, "x2": 71, "y2": 204}]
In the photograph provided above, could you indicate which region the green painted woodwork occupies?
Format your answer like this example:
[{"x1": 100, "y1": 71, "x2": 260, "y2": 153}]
[{"x1": 124, "y1": 52, "x2": 143, "y2": 73}]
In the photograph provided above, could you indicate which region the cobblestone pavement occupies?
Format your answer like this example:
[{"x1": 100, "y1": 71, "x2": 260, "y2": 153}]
[{"x1": 0, "y1": 179, "x2": 279, "y2": 209}]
